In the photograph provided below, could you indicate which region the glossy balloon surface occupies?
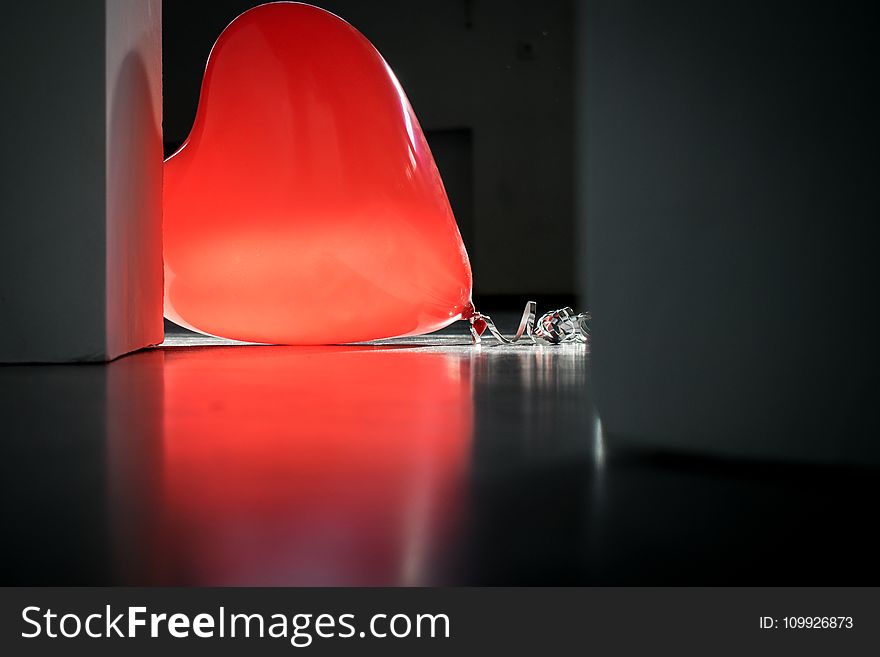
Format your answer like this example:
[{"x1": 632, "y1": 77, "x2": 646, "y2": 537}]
[{"x1": 164, "y1": 2, "x2": 473, "y2": 344}]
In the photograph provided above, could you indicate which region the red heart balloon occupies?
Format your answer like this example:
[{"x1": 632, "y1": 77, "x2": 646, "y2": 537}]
[{"x1": 164, "y1": 2, "x2": 474, "y2": 344}]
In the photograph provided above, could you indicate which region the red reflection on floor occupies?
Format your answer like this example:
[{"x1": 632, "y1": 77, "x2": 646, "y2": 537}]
[{"x1": 128, "y1": 345, "x2": 472, "y2": 585}]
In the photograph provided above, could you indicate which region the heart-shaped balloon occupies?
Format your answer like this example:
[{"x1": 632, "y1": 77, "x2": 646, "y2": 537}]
[{"x1": 164, "y1": 2, "x2": 474, "y2": 344}]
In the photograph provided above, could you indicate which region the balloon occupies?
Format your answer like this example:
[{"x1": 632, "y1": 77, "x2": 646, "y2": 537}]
[{"x1": 164, "y1": 2, "x2": 474, "y2": 344}]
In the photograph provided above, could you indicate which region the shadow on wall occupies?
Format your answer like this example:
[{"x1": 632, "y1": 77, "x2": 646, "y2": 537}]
[
  {"x1": 107, "y1": 51, "x2": 164, "y2": 358},
  {"x1": 580, "y1": 0, "x2": 880, "y2": 464}
]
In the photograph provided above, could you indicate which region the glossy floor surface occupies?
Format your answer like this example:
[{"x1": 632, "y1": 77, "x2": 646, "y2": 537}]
[{"x1": 2, "y1": 321, "x2": 878, "y2": 585}]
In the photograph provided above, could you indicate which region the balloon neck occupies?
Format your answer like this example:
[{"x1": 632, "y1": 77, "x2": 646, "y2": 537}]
[{"x1": 462, "y1": 300, "x2": 592, "y2": 346}]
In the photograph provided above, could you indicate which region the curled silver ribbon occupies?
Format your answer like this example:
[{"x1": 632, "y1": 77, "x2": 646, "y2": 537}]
[{"x1": 469, "y1": 301, "x2": 591, "y2": 345}]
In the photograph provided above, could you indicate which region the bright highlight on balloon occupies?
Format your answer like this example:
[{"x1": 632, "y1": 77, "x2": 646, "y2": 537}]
[{"x1": 164, "y1": 2, "x2": 473, "y2": 344}]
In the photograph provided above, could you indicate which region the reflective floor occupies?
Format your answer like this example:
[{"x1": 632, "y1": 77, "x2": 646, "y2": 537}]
[{"x1": 1, "y1": 322, "x2": 878, "y2": 585}]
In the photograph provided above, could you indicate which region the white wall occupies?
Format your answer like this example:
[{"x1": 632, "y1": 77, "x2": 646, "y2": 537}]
[
  {"x1": 0, "y1": 0, "x2": 163, "y2": 362},
  {"x1": 106, "y1": 0, "x2": 164, "y2": 360}
]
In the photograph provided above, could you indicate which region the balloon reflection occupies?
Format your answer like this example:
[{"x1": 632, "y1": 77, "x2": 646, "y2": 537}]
[{"x1": 109, "y1": 345, "x2": 472, "y2": 585}]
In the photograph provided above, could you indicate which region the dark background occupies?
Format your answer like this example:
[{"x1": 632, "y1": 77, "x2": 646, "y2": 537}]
[{"x1": 579, "y1": 0, "x2": 879, "y2": 460}]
